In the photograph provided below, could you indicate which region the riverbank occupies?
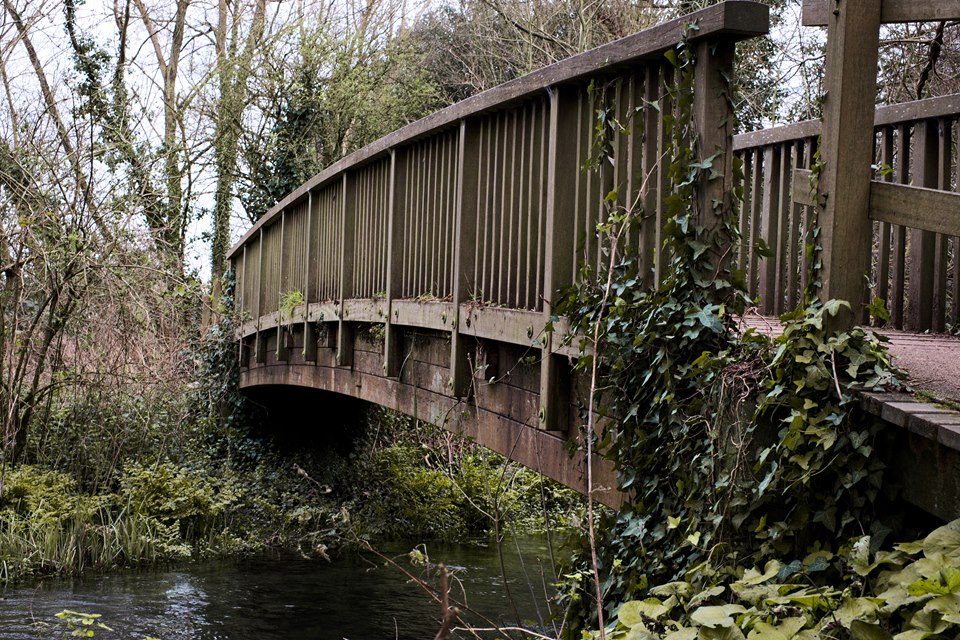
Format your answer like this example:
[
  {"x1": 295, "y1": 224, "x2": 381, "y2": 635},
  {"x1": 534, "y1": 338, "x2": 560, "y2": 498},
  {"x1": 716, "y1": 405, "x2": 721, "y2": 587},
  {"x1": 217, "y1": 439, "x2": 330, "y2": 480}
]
[{"x1": 0, "y1": 406, "x2": 582, "y2": 585}]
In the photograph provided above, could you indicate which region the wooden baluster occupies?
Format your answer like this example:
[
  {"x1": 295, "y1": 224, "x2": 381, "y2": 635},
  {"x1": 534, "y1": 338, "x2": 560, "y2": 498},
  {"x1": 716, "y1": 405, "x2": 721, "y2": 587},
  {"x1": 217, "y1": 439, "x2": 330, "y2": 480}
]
[
  {"x1": 451, "y1": 120, "x2": 482, "y2": 397},
  {"x1": 800, "y1": 140, "x2": 813, "y2": 298},
  {"x1": 774, "y1": 142, "x2": 791, "y2": 314},
  {"x1": 759, "y1": 145, "x2": 782, "y2": 314},
  {"x1": 276, "y1": 211, "x2": 288, "y2": 361},
  {"x1": 909, "y1": 120, "x2": 939, "y2": 331},
  {"x1": 641, "y1": 63, "x2": 660, "y2": 288},
  {"x1": 749, "y1": 148, "x2": 764, "y2": 298},
  {"x1": 891, "y1": 125, "x2": 910, "y2": 329},
  {"x1": 738, "y1": 150, "x2": 752, "y2": 279},
  {"x1": 954, "y1": 126, "x2": 960, "y2": 328},
  {"x1": 786, "y1": 140, "x2": 804, "y2": 310},
  {"x1": 385, "y1": 149, "x2": 407, "y2": 378},
  {"x1": 539, "y1": 85, "x2": 578, "y2": 433},
  {"x1": 303, "y1": 191, "x2": 318, "y2": 362},
  {"x1": 932, "y1": 119, "x2": 953, "y2": 332},
  {"x1": 337, "y1": 173, "x2": 355, "y2": 367},
  {"x1": 255, "y1": 229, "x2": 267, "y2": 364},
  {"x1": 874, "y1": 128, "x2": 894, "y2": 319}
]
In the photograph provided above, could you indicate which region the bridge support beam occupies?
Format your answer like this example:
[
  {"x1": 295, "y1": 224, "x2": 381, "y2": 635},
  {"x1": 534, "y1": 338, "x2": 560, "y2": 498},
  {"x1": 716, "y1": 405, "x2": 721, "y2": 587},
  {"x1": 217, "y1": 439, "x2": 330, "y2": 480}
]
[
  {"x1": 337, "y1": 173, "x2": 355, "y2": 367},
  {"x1": 451, "y1": 119, "x2": 481, "y2": 397},
  {"x1": 538, "y1": 85, "x2": 578, "y2": 434}
]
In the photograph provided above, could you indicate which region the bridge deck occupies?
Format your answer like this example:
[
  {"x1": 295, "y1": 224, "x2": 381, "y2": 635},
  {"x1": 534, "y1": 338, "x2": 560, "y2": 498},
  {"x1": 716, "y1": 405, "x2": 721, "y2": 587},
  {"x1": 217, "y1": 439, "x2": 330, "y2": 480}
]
[{"x1": 741, "y1": 313, "x2": 960, "y2": 403}]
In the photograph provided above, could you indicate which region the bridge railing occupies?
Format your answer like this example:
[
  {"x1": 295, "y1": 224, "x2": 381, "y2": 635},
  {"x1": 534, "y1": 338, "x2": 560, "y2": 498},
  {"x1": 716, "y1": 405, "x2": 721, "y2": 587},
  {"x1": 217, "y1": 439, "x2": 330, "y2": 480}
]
[
  {"x1": 229, "y1": 1, "x2": 770, "y2": 431},
  {"x1": 733, "y1": 94, "x2": 960, "y2": 331}
]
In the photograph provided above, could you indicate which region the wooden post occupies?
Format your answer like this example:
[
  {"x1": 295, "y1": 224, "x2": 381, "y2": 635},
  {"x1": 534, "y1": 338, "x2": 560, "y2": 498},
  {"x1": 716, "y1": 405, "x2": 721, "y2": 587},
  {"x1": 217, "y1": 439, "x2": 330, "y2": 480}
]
[
  {"x1": 816, "y1": 0, "x2": 882, "y2": 326},
  {"x1": 451, "y1": 119, "x2": 481, "y2": 397},
  {"x1": 692, "y1": 38, "x2": 736, "y2": 242},
  {"x1": 276, "y1": 211, "x2": 289, "y2": 361},
  {"x1": 538, "y1": 85, "x2": 578, "y2": 433},
  {"x1": 908, "y1": 120, "x2": 939, "y2": 331},
  {"x1": 254, "y1": 229, "x2": 267, "y2": 364},
  {"x1": 384, "y1": 149, "x2": 406, "y2": 378},
  {"x1": 933, "y1": 119, "x2": 952, "y2": 332},
  {"x1": 337, "y1": 173, "x2": 355, "y2": 367},
  {"x1": 758, "y1": 145, "x2": 781, "y2": 314},
  {"x1": 303, "y1": 190, "x2": 318, "y2": 362}
]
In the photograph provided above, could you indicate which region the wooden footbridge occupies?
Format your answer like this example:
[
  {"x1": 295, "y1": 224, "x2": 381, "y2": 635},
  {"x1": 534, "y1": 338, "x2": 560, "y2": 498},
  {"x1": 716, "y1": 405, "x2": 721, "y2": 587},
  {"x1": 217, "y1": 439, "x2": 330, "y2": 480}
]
[{"x1": 229, "y1": 1, "x2": 960, "y2": 515}]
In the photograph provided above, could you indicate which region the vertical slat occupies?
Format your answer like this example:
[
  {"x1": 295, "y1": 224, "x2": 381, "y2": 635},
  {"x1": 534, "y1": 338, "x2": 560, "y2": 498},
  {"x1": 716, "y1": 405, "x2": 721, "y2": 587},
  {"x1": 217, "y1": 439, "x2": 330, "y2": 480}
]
[
  {"x1": 909, "y1": 120, "x2": 939, "y2": 331},
  {"x1": 953, "y1": 128, "x2": 960, "y2": 327},
  {"x1": 874, "y1": 128, "x2": 894, "y2": 315},
  {"x1": 641, "y1": 64, "x2": 660, "y2": 288},
  {"x1": 932, "y1": 119, "x2": 952, "y2": 332},
  {"x1": 773, "y1": 143, "x2": 791, "y2": 314},
  {"x1": 738, "y1": 150, "x2": 753, "y2": 276},
  {"x1": 891, "y1": 125, "x2": 910, "y2": 329},
  {"x1": 337, "y1": 173, "x2": 355, "y2": 366},
  {"x1": 303, "y1": 191, "x2": 317, "y2": 361},
  {"x1": 786, "y1": 140, "x2": 804, "y2": 310},
  {"x1": 539, "y1": 86, "x2": 578, "y2": 433},
  {"x1": 655, "y1": 65, "x2": 674, "y2": 284},
  {"x1": 451, "y1": 119, "x2": 481, "y2": 396},
  {"x1": 759, "y1": 145, "x2": 782, "y2": 314},
  {"x1": 385, "y1": 149, "x2": 406, "y2": 377},
  {"x1": 749, "y1": 148, "x2": 764, "y2": 297},
  {"x1": 254, "y1": 229, "x2": 266, "y2": 363}
]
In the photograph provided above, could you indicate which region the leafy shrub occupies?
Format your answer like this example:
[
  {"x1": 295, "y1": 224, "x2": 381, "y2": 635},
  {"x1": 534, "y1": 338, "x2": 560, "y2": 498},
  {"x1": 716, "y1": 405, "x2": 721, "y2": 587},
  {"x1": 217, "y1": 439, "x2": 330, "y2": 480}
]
[{"x1": 598, "y1": 518, "x2": 960, "y2": 640}]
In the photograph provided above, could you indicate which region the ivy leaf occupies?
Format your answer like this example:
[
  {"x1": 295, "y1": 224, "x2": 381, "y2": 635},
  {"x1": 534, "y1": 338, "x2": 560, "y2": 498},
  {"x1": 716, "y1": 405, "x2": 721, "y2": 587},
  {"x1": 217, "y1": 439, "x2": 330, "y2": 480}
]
[
  {"x1": 923, "y1": 521, "x2": 960, "y2": 558},
  {"x1": 690, "y1": 604, "x2": 746, "y2": 629},
  {"x1": 849, "y1": 620, "x2": 893, "y2": 640}
]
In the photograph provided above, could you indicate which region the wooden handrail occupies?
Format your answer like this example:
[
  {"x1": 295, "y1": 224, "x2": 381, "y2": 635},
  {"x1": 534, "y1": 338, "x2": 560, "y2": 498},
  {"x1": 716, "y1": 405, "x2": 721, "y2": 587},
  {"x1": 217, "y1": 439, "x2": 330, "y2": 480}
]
[{"x1": 733, "y1": 93, "x2": 960, "y2": 151}]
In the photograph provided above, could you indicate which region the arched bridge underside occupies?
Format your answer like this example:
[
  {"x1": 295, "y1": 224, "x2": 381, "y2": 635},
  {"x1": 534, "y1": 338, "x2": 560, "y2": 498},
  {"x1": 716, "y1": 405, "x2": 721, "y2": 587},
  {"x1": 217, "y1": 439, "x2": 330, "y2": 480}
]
[{"x1": 239, "y1": 320, "x2": 621, "y2": 507}]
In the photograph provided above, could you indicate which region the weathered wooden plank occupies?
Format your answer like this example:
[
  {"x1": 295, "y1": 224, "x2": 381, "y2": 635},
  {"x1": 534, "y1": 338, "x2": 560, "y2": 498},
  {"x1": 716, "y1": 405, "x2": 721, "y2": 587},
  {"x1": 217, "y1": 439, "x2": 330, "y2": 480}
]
[
  {"x1": 384, "y1": 149, "x2": 406, "y2": 378},
  {"x1": 932, "y1": 120, "x2": 953, "y2": 333},
  {"x1": 908, "y1": 121, "x2": 940, "y2": 331},
  {"x1": 869, "y1": 182, "x2": 960, "y2": 239},
  {"x1": 796, "y1": 169, "x2": 960, "y2": 241},
  {"x1": 391, "y1": 299, "x2": 456, "y2": 331},
  {"x1": 758, "y1": 145, "x2": 782, "y2": 314},
  {"x1": 802, "y1": 0, "x2": 960, "y2": 26},
  {"x1": 228, "y1": 2, "x2": 770, "y2": 259},
  {"x1": 341, "y1": 298, "x2": 388, "y2": 323},
  {"x1": 451, "y1": 119, "x2": 482, "y2": 396},
  {"x1": 459, "y1": 304, "x2": 544, "y2": 347},
  {"x1": 816, "y1": 0, "x2": 882, "y2": 326},
  {"x1": 337, "y1": 173, "x2": 355, "y2": 367},
  {"x1": 539, "y1": 85, "x2": 579, "y2": 433}
]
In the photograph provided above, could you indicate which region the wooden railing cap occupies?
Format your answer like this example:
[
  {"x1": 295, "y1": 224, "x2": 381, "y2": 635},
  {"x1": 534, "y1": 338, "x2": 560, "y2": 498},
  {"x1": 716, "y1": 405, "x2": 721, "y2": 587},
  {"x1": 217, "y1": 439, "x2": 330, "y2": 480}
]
[{"x1": 228, "y1": 0, "x2": 770, "y2": 259}]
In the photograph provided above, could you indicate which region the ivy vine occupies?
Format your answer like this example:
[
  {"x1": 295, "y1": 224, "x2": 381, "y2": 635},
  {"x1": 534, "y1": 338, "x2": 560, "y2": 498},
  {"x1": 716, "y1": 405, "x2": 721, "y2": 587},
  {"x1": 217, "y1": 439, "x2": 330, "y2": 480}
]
[{"x1": 555, "y1": 27, "x2": 905, "y2": 637}]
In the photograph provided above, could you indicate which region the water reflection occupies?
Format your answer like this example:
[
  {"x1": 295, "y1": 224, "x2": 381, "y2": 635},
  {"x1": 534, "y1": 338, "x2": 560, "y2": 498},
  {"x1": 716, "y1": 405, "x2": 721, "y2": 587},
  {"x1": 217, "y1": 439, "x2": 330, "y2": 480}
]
[{"x1": 0, "y1": 537, "x2": 558, "y2": 639}]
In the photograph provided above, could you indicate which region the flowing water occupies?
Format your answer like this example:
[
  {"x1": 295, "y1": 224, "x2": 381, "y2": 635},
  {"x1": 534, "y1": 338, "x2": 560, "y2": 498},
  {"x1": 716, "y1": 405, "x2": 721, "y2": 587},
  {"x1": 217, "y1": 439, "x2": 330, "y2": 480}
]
[{"x1": 0, "y1": 537, "x2": 559, "y2": 639}]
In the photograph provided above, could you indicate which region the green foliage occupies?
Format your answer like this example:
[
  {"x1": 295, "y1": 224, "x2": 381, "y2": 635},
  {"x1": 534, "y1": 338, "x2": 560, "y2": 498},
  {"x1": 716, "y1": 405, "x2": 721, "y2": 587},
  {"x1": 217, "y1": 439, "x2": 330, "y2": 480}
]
[
  {"x1": 55, "y1": 610, "x2": 113, "y2": 638},
  {"x1": 598, "y1": 518, "x2": 960, "y2": 640},
  {"x1": 556, "y1": 32, "x2": 904, "y2": 635},
  {"x1": 348, "y1": 409, "x2": 582, "y2": 540}
]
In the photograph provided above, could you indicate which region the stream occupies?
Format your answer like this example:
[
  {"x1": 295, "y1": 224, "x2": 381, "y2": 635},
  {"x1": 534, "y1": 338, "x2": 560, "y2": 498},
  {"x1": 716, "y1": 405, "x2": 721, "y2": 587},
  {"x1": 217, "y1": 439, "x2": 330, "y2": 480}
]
[{"x1": 0, "y1": 536, "x2": 560, "y2": 639}]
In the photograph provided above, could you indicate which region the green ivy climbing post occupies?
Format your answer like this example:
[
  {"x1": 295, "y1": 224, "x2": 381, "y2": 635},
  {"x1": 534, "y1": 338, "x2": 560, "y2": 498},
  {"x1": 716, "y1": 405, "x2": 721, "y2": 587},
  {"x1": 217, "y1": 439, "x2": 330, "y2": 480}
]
[{"x1": 692, "y1": 37, "x2": 736, "y2": 272}]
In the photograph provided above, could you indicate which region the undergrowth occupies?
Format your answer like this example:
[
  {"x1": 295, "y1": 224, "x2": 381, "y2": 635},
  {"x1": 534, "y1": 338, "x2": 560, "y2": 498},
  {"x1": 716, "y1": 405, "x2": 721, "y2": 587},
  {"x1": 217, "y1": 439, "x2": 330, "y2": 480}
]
[{"x1": 551, "y1": 25, "x2": 933, "y2": 640}]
